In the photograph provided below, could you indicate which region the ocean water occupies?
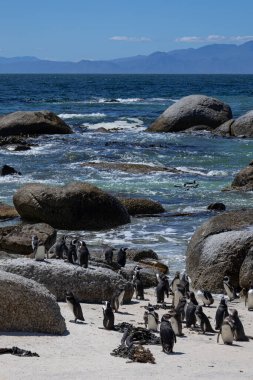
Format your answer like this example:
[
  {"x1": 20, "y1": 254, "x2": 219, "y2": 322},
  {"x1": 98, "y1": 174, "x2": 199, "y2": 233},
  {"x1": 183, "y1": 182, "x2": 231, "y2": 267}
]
[{"x1": 1, "y1": 74, "x2": 253, "y2": 273}]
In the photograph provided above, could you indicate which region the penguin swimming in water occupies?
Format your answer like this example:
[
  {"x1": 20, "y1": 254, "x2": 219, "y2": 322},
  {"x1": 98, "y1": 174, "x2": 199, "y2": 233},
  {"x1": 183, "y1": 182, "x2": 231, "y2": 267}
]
[
  {"x1": 102, "y1": 301, "x2": 115, "y2": 330},
  {"x1": 67, "y1": 239, "x2": 78, "y2": 264},
  {"x1": 117, "y1": 247, "x2": 127, "y2": 267},
  {"x1": 78, "y1": 240, "x2": 90, "y2": 268},
  {"x1": 104, "y1": 247, "x2": 115, "y2": 265},
  {"x1": 215, "y1": 297, "x2": 229, "y2": 330},
  {"x1": 247, "y1": 282, "x2": 253, "y2": 311},
  {"x1": 196, "y1": 290, "x2": 214, "y2": 307},
  {"x1": 133, "y1": 268, "x2": 144, "y2": 300},
  {"x1": 143, "y1": 304, "x2": 159, "y2": 331},
  {"x1": 217, "y1": 315, "x2": 235, "y2": 345},
  {"x1": 186, "y1": 301, "x2": 197, "y2": 328},
  {"x1": 156, "y1": 275, "x2": 170, "y2": 303},
  {"x1": 111, "y1": 286, "x2": 125, "y2": 312},
  {"x1": 223, "y1": 276, "x2": 237, "y2": 301},
  {"x1": 55, "y1": 235, "x2": 68, "y2": 259},
  {"x1": 65, "y1": 291, "x2": 85, "y2": 323},
  {"x1": 229, "y1": 309, "x2": 249, "y2": 341},
  {"x1": 195, "y1": 305, "x2": 216, "y2": 334},
  {"x1": 170, "y1": 271, "x2": 181, "y2": 294},
  {"x1": 160, "y1": 314, "x2": 177, "y2": 354}
]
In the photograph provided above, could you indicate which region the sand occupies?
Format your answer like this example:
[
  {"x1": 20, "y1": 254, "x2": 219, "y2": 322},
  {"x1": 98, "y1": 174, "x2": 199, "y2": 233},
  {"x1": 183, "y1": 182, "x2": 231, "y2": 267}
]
[{"x1": 0, "y1": 289, "x2": 252, "y2": 380}]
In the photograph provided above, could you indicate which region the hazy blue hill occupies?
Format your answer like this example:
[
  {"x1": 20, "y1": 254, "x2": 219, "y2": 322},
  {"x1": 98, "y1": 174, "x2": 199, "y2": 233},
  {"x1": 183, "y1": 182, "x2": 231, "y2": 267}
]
[{"x1": 1, "y1": 42, "x2": 253, "y2": 73}]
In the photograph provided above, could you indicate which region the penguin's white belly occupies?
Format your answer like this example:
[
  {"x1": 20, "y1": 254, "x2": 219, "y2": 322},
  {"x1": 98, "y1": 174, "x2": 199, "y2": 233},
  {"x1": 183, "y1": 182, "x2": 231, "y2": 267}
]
[
  {"x1": 174, "y1": 292, "x2": 181, "y2": 308},
  {"x1": 66, "y1": 300, "x2": 74, "y2": 313},
  {"x1": 172, "y1": 279, "x2": 180, "y2": 293},
  {"x1": 118, "y1": 290, "x2": 125, "y2": 306},
  {"x1": 224, "y1": 284, "x2": 233, "y2": 300},
  {"x1": 221, "y1": 325, "x2": 234, "y2": 344},
  {"x1": 170, "y1": 317, "x2": 179, "y2": 335},
  {"x1": 196, "y1": 315, "x2": 201, "y2": 326},
  {"x1": 35, "y1": 245, "x2": 45, "y2": 261},
  {"x1": 148, "y1": 315, "x2": 157, "y2": 331},
  {"x1": 248, "y1": 291, "x2": 253, "y2": 310}
]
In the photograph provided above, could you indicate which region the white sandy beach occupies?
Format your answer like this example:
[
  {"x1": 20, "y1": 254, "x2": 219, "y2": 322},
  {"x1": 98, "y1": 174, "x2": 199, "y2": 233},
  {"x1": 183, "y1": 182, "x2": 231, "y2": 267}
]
[{"x1": 0, "y1": 289, "x2": 252, "y2": 380}]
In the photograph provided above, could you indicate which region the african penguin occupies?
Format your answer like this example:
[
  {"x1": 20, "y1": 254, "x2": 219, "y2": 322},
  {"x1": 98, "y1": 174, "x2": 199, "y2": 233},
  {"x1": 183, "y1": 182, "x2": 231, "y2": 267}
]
[
  {"x1": 196, "y1": 289, "x2": 214, "y2": 307},
  {"x1": 156, "y1": 275, "x2": 170, "y2": 303},
  {"x1": 67, "y1": 239, "x2": 78, "y2": 264},
  {"x1": 215, "y1": 297, "x2": 229, "y2": 330},
  {"x1": 65, "y1": 291, "x2": 85, "y2": 323},
  {"x1": 55, "y1": 235, "x2": 68, "y2": 259},
  {"x1": 104, "y1": 247, "x2": 115, "y2": 265},
  {"x1": 195, "y1": 305, "x2": 215, "y2": 334},
  {"x1": 31, "y1": 235, "x2": 39, "y2": 256},
  {"x1": 78, "y1": 240, "x2": 90, "y2": 268},
  {"x1": 111, "y1": 286, "x2": 125, "y2": 312},
  {"x1": 186, "y1": 301, "x2": 197, "y2": 328},
  {"x1": 223, "y1": 276, "x2": 237, "y2": 301},
  {"x1": 170, "y1": 271, "x2": 181, "y2": 294},
  {"x1": 133, "y1": 269, "x2": 144, "y2": 300},
  {"x1": 160, "y1": 315, "x2": 177, "y2": 354},
  {"x1": 229, "y1": 309, "x2": 249, "y2": 341},
  {"x1": 102, "y1": 301, "x2": 115, "y2": 330},
  {"x1": 143, "y1": 304, "x2": 159, "y2": 331},
  {"x1": 217, "y1": 316, "x2": 235, "y2": 345},
  {"x1": 247, "y1": 284, "x2": 253, "y2": 311},
  {"x1": 117, "y1": 247, "x2": 127, "y2": 267}
]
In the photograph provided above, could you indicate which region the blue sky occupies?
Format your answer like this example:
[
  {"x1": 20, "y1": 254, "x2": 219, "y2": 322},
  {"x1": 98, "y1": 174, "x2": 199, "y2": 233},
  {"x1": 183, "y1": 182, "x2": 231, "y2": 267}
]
[{"x1": 1, "y1": 0, "x2": 253, "y2": 61}]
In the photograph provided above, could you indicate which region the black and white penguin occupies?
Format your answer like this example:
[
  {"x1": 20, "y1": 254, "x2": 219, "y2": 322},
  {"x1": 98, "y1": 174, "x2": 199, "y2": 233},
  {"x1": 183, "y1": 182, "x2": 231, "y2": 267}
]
[
  {"x1": 229, "y1": 309, "x2": 249, "y2": 341},
  {"x1": 143, "y1": 304, "x2": 159, "y2": 331},
  {"x1": 104, "y1": 247, "x2": 115, "y2": 265},
  {"x1": 102, "y1": 301, "x2": 115, "y2": 330},
  {"x1": 180, "y1": 272, "x2": 191, "y2": 294},
  {"x1": 186, "y1": 301, "x2": 197, "y2": 328},
  {"x1": 65, "y1": 291, "x2": 85, "y2": 323},
  {"x1": 111, "y1": 286, "x2": 125, "y2": 312},
  {"x1": 195, "y1": 305, "x2": 215, "y2": 334},
  {"x1": 160, "y1": 315, "x2": 177, "y2": 354},
  {"x1": 172, "y1": 284, "x2": 185, "y2": 308},
  {"x1": 223, "y1": 276, "x2": 237, "y2": 301},
  {"x1": 188, "y1": 291, "x2": 198, "y2": 305},
  {"x1": 133, "y1": 269, "x2": 144, "y2": 300},
  {"x1": 183, "y1": 180, "x2": 199, "y2": 189},
  {"x1": 55, "y1": 235, "x2": 68, "y2": 259},
  {"x1": 156, "y1": 275, "x2": 170, "y2": 303},
  {"x1": 78, "y1": 241, "x2": 90, "y2": 268},
  {"x1": 117, "y1": 247, "x2": 127, "y2": 267},
  {"x1": 170, "y1": 271, "x2": 181, "y2": 294},
  {"x1": 196, "y1": 289, "x2": 214, "y2": 307},
  {"x1": 167, "y1": 309, "x2": 183, "y2": 337},
  {"x1": 175, "y1": 296, "x2": 187, "y2": 322},
  {"x1": 215, "y1": 297, "x2": 229, "y2": 330},
  {"x1": 217, "y1": 316, "x2": 235, "y2": 345},
  {"x1": 31, "y1": 235, "x2": 39, "y2": 256},
  {"x1": 67, "y1": 239, "x2": 78, "y2": 264},
  {"x1": 247, "y1": 283, "x2": 253, "y2": 311}
]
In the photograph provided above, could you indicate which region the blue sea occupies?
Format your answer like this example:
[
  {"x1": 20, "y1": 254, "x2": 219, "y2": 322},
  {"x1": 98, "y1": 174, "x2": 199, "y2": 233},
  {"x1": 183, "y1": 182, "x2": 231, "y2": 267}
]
[{"x1": 1, "y1": 74, "x2": 253, "y2": 273}]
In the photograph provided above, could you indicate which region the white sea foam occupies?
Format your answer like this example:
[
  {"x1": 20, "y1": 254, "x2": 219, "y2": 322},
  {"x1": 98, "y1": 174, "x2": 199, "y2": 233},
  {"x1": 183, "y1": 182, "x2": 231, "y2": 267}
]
[
  {"x1": 177, "y1": 166, "x2": 228, "y2": 177},
  {"x1": 58, "y1": 113, "x2": 106, "y2": 119},
  {"x1": 82, "y1": 117, "x2": 145, "y2": 132}
]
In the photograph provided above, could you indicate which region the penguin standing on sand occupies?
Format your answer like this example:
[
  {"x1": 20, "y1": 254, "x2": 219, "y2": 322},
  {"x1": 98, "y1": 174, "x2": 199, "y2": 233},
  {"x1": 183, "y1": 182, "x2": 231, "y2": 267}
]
[
  {"x1": 117, "y1": 247, "x2": 127, "y2": 267},
  {"x1": 160, "y1": 314, "x2": 177, "y2": 354},
  {"x1": 103, "y1": 301, "x2": 115, "y2": 330},
  {"x1": 180, "y1": 272, "x2": 191, "y2": 294},
  {"x1": 65, "y1": 291, "x2": 85, "y2": 323},
  {"x1": 175, "y1": 296, "x2": 187, "y2": 322},
  {"x1": 188, "y1": 291, "x2": 198, "y2": 305},
  {"x1": 111, "y1": 286, "x2": 125, "y2": 312},
  {"x1": 104, "y1": 247, "x2": 115, "y2": 265},
  {"x1": 186, "y1": 301, "x2": 197, "y2": 328},
  {"x1": 156, "y1": 275, "x2": 170, "y2": 303},
  {"x1": 133, "y1": 268, "x2": 144, "y2": 300},
  {"x1": 195, "y1": 305, "x2": 215, "y2": 333},
  {"x1": 167, "y1": 309, "x2": 183, "y2": 337},
  {"x1": 172, "y1": 284, "x2": 185, "y2": 308},
  {"x1": 78, "y1": 241, "x2": 90, "y2": 268},
  {"x1": 67, "y1": 239, "x2": 78, "y2": 264},
  {"x1": 217, "y1": 316, "x2": 235, "y2": 345},
  {"x1": 55, "y1": 235, "x2": 68, "y2": 259},
  {"x1": 247, "y1": 283, "x2": 253, "y2": 311},
  {"x1": 223, "y1": 276, "x2": 237, "y2": 301},
  {"x1": 229, "y1": 309, "x2": 249, "y2": 341},
  {"x1": 215, "y1": 297, "x2": 229, "y2": 330},
  {"x1": 143, "y1": 304, "x2": 159, "y2": 331},
  {"x1": 170, "y1": 271, "x2": 181, "y2": 294},
  {"x1": 197, "y1": 289, "x2": 214, "y2": 307}
]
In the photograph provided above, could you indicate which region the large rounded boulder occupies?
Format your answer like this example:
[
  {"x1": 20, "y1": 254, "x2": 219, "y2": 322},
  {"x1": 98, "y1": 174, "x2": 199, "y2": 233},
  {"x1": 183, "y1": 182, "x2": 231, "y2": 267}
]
[
  {"x1": 229, "y1": 164, "x2": 253, "y2": 191},
  {"x1": 147, "y1": 95, "x2": 232, "y2": 133},
  {"x1": 0, "y1": 270, "x2": 66, "y2": 334},
  {"x1": 0, "y1": 223, "x2": 56, "y2": 255},
  {"x1": 0, "y1": 259, "x2": 134, "y2": 303},
  {"x1": 119, "y1": 198, "x2": 165, "y2": 215},
  {"x1": 13, "y1": 182, "x2": 130, "y2": 230},
  {"x1": 0, "y1": 110, "x2": 72, "y2": 136},
  {"x1": 186, "y1": 209, "x2": 253, "y2": 292},
  {"x1": 230, "y1": 111, "x2": 253, "y2": 137}
]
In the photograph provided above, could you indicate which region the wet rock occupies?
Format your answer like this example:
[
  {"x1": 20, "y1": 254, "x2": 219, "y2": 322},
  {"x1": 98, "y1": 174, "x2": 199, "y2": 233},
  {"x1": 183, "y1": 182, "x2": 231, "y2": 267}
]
[
  {"x1": 13, "y1": 182, "x2": 130, "y2": 230},
  {"x1": 0, "y1": 223, "x2": 56, "y2": 255},
  {"x1": 229, "y1": 165, "x2": 253, "y2": 191},
  {"x1": 81, "y1": 161, "x2": 181, "y2": 174},
  {"x1": 0, "y1": 259, "x2": 134, "y2": 303},
  {"x1": 147, "y1": 95, "x2": 232, "y2": 133},
  {"x1": 119, "y1": 198, "x2": 165, "y2": 216},
  {"x1": 207, "y1": 202, "x2": 226, "y2": 211},
  {"x1": 0, "y1": 202, "x2": 19, "y2": 220},
  {"x1": 125, "y1": 248, "x2": 159, "y2": 261},
  {"x1": 0, "y1": 270, "x2": 66, "y2": 334},
  {"x1": 0, "y1": 164, "x2": 21, "y2": 176},
  {"x1": 0, "y1": 110, "x2": 72, "y2": 136},
  {"x1": 212, "y1": 119, "x2": 235, "y2": 137},
  {"x1": 186, "y1": 209, "x2": 253, "y2": 291},
  {"x1": 231, "y1": 111, "x2": 253, "y2": 137},
  {"x1": 138, "y1": 258, "x2": 168, "y2": 274}
]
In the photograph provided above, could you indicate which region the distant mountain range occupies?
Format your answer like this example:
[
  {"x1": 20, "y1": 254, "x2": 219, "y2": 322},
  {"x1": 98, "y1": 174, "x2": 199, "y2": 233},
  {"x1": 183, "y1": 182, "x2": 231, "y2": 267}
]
[{"x1": 2, "y1": 42, "x2": 253, "y2": 74}]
